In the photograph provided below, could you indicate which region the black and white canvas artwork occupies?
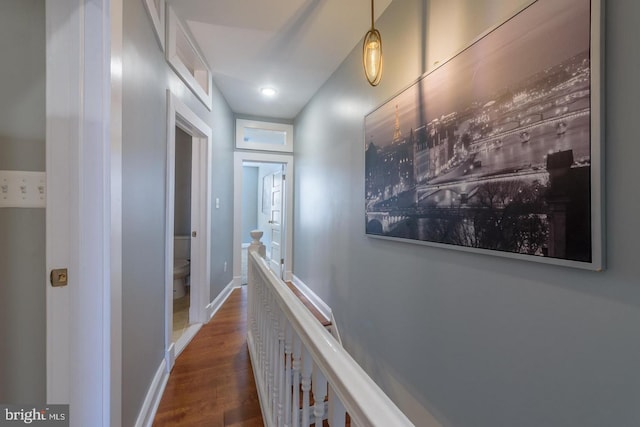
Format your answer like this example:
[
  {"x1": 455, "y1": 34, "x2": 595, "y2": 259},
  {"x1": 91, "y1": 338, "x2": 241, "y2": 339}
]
[{"x1": 364, "y1": 0, "x2": 603, "y2": 269}]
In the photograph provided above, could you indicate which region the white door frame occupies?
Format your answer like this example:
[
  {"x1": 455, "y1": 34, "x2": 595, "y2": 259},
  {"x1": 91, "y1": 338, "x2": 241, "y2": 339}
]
[
  {"x1": 233, "y1": 152, "x2": 294, "y2": 285},
  {"x1": 165, "y1": 92, "x2": 212, "y2": 368},
  {"x1": 46, "y1": 0, "x2": 118, "y2": 424}
]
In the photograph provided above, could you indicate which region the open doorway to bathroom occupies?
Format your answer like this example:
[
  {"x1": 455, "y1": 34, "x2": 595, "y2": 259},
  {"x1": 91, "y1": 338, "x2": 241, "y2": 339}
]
[
  {"x1": 241, "y1": 162, "x2": 286, "y2": 283},
  {"x1": 165, "y1": 92, "x2": 212, "y2": 368},
  {"x1": 173, "y1": 126, "x2": 192, "y2": 342},
  {"x1": 233, "y1": 151, "x2": 293, "y2": 286}
]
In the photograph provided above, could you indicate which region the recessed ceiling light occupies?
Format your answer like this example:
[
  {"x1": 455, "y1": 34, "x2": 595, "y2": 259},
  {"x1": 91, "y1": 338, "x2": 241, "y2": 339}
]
[{"x1": 260, "y1": 87, "x2": 277, "y2": 97}]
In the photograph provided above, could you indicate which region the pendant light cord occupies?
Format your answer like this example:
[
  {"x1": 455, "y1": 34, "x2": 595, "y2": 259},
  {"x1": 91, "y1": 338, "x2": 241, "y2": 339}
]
[{"x1": 371, "y1": 0, "x2": 375, "y2": 30}]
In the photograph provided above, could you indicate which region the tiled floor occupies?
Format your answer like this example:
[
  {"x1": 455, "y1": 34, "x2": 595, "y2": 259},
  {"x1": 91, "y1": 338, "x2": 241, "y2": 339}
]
[{"x1": 172, "y1": 293, "x2": 190, "y2": 343}]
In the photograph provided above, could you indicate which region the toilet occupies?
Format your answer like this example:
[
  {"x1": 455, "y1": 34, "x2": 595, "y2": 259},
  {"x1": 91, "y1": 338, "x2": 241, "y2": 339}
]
[{"x1": 173, "y1": 235, "x2": 191, "y2": 299}]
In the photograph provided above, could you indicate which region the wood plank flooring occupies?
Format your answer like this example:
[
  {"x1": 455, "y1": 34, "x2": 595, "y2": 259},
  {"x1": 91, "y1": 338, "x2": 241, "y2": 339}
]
[{"x1": 153, "y1": 287, "x2": 264, "y2": 427}]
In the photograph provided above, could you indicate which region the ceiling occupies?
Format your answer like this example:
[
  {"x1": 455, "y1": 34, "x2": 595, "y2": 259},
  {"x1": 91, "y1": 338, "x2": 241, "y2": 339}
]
[{"x1": 167, "y1": 0, "x2": 393, "y2": 120}]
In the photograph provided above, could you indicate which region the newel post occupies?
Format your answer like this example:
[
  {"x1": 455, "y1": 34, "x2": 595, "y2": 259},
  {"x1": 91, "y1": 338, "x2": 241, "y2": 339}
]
[{"x1": 249, "y1": 229, "x2": 266, "y2": 258}]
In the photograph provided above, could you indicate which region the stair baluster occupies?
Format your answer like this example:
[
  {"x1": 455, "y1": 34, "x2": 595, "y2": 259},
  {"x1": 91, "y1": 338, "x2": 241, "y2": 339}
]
[
  {"x1": 301, "y1": 348, "x2": 313, "y2": 426},
  {"x1": 329, "y1": 385, "x2": 347, "y2": 427},
  {"x1": 284, "y1": 321, "x2": 293, "y2": 427},
  {"x1": 266, "y1": 291, "x2": 275, "y2": 425},
  {"x1": 312, "y1": 369, "x2": 327, "y2": 426},
  {"x1": 276, "y1": 309, "x2": 286, "y2": 425},
  {"x1": 291, "y1": 335, "x2": 302, "y2": 427}
]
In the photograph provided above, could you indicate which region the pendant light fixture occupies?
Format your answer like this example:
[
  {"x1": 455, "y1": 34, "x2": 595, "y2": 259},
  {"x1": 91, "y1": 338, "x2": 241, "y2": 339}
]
[{"x1": 363, "y1": 0, "x2": 383, "y2": 86}]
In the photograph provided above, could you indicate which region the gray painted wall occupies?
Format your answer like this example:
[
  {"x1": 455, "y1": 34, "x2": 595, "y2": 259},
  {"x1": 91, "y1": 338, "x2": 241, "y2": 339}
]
[
  {"x1": 0, "y1": 0, "x2": 46, "y2": 403},
  {"x1": 242, "y1": 166, "x2": 259, "y2": 243},
  {"x1": 293, "y1": 1, "x2": 640, "y2": 426},
  {"x1": 174, "y1": 127, "x2": 192, "y2": 237},
  {"x1": 122, "y1": 1, "x2": 235, "y2": 424}
]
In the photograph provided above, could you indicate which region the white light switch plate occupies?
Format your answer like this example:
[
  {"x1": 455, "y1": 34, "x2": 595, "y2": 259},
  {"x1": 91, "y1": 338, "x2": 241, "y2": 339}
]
[{"x1": 0, "y1": 170, "x2": 46, "y2": 208}]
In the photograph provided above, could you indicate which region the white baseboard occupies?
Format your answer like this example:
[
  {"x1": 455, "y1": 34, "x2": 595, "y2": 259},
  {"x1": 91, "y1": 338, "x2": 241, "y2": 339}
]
[
  {"x1": 291, "y1": 275, "x2": 332, "y2": 322},
  {"x1": 207, "y1": 280, "x2": 238, "y2": 321},
  {"x1": 134, "y1": 358, "x2": 169, "y2": 427},
  {"x1": 232, "y1": 275, "x2": 243, "y2": 288},
  {"x1": 165, "y1": 343, "x2": 175, "y2": 372},
  {"x1": 284, "y1": 269, "x2": 293, "y2": 282},
  {"x1": 174, "y1": 323, "x2": 202, "y2": 359}
]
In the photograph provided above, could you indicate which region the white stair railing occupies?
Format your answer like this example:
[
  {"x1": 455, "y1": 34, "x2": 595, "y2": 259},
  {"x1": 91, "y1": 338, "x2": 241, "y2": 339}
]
[{"x1": 247, "y1": 232, "x2": 414, "y2": 427}]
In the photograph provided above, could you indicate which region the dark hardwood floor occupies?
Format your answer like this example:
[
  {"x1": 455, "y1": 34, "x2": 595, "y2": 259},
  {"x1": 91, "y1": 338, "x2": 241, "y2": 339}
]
[{"x1": 153, "y1": 287, "x2": 264, "y2": 427}]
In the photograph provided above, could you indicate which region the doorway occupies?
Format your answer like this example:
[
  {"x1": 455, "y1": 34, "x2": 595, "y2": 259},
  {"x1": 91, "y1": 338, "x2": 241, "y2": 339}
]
[
  {"x1": 172, "y1": 126, "x2": 192, "y2": 343},
  {"x1": 241, "y1": 162, "x2": 286, "y2": 283},
  {"x1": 165, "y1": 92, "x2": 212, "y2": 369},
  {"x1": 233, "y1": 152, "x2": 294, "y2": 286}
]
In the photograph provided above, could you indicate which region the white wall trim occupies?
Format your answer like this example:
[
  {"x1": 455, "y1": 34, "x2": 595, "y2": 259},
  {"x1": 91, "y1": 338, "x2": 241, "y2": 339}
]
[
  {"x1": 291, "y1": 275, "x2": 332, "y2": 321},
  {"x1": 165, "y1": 6, "x2": 212, "y2": 110},
  {"x1": 46, "y1": 0, "x2": 78, "y2": 405},
  {"x1": 46, "y1": 1, "x2": 114, "y2": 425},
  {"x1": 174, "y1": 324, "x2": 202, "y2": 360},
  {"x1": 207, "y1": 280, "x2": 239, "y2": 321},
  {"x1": 165, "y1": 343, "x2": 175, "y2": 373},
  {"x1": 142, "y1": 0, "x2": 165, "y2": 51},
  {"x1": 235, "y1": 119, "x2": 294, "y2": 153},
  {"x1": 134, "y1": 359, "x2": 169, "y2": 427},
  {"x1": 232, "y1": 275, "x2": 243, "y2": 288}
]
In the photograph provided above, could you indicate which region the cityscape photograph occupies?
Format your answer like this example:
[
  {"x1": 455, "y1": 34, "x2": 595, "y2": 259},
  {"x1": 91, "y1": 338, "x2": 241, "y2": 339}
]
[{"x1": 364, "y1": 0, "x2": 596, "y2": 263}]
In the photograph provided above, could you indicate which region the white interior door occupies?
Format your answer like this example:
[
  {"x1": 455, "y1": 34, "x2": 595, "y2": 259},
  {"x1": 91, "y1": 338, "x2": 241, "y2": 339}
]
[
  {"x1": 268, "y1": 167, "x2": 284, "y2": 277},
  {"x1": 189, "y1": 135, "x2": 202, "y2": 323}
]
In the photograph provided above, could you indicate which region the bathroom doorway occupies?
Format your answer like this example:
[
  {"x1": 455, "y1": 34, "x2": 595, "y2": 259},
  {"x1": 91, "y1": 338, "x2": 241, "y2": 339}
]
[
  {"x1": 240, "y1": 162, "x2": 286, "y2": 283},
  {"x1": 165, "y1": 93, "x2": 212, "y2": 368},
  {"x1": 172, "y1": 126, "x2": 192, "y2": 343},
  {"x1": 233, "y1": 152, "x2": 294, "y2": 286}
]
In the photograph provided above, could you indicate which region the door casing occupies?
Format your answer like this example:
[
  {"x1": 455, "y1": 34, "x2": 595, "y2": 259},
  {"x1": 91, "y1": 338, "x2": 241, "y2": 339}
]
[
  {"x1": 46, "y1": 0, "x2": 119, "y2": 424},
  {"x1": 165, "y1": 92, "x2": 212, "y2": 368}
]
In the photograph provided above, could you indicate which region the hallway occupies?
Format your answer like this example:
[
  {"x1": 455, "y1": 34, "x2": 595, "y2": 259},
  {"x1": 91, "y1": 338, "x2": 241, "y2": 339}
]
[{"x1": 153, "y1": 287, "x2": 263, "y2": 426}]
